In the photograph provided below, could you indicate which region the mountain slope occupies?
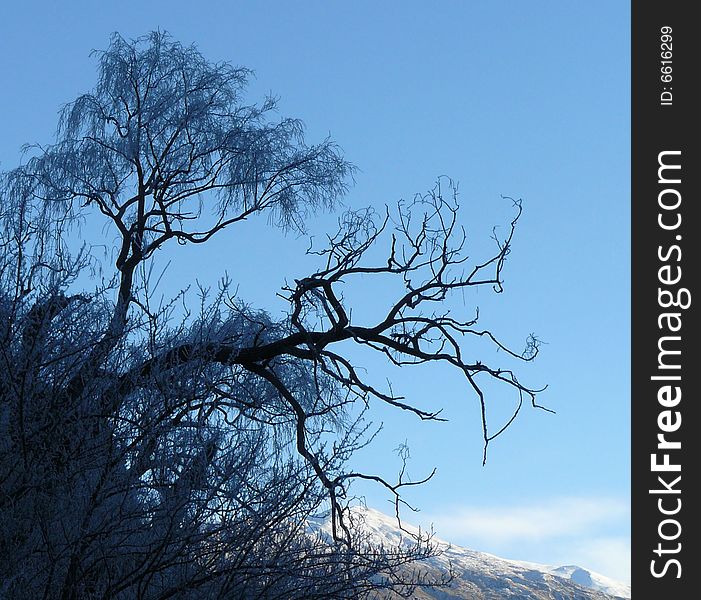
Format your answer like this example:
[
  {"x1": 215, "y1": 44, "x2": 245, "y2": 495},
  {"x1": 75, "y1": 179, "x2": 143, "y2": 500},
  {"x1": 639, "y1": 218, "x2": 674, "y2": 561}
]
[{"x1": 315, "y1": 507, "x2": 631, "y2": 600}]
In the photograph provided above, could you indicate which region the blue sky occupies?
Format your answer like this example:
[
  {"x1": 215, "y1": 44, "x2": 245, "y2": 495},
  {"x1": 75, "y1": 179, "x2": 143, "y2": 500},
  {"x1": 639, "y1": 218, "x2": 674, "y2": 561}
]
[{"x1": 1, "y1": 0, "x2": 630, "y2": 583}]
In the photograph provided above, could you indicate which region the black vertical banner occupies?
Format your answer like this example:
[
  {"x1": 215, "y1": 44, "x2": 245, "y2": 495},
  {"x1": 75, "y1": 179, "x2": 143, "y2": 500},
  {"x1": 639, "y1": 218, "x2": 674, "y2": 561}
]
[{"x1": 632, "y1": 2, "x2": 698, "y2": 597}]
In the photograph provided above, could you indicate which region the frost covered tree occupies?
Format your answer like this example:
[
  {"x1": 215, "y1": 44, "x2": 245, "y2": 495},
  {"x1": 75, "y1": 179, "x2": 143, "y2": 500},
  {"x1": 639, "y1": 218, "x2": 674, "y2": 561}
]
[{"x1": 0, "y1": 32, "x2": 543, "y2": 599}]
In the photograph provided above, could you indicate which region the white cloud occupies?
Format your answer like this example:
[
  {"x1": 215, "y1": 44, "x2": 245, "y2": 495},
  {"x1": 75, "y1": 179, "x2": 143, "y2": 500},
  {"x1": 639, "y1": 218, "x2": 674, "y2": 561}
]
[
  {"x1": 422, "y1": 496, "x2": 629, "y2": 543},
  {"x1": 418, "y1": 496, "x2": 631, "y2": 583}
]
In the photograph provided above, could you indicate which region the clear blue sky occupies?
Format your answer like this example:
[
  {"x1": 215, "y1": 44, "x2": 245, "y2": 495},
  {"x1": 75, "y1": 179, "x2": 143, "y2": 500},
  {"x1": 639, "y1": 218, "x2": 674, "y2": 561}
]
[{"x1": 1, "y1": 0, "x2": 630, "y2": 583}]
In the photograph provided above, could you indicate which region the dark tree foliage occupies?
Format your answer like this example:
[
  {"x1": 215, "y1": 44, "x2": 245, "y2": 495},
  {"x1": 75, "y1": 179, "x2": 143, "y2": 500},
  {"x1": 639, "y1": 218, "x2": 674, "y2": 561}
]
[{"x1": 0, "y1": 32, "x2": 543, "y2": 599}]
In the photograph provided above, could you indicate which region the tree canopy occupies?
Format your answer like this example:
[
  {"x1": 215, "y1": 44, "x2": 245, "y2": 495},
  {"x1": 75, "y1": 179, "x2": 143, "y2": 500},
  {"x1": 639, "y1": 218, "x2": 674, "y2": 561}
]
[{"x1": 0, "y1": 32, "x2": 544, "y2": 599}]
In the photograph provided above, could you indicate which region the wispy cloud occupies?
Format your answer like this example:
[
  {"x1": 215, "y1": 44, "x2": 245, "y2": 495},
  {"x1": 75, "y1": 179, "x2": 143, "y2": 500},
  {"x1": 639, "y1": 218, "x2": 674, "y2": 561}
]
[
  {"x1": 417, "y1": 496, "x2": 630, "y2": 583},
  {"x1": 422, "y1": 496, "x2": 629, "y2": 543}
]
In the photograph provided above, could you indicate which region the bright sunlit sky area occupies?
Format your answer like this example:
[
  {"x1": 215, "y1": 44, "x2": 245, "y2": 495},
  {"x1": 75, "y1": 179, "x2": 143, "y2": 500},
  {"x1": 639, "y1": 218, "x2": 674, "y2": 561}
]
[{"x1": 1, "y1": 0, "x2": 630, "y2": 584}]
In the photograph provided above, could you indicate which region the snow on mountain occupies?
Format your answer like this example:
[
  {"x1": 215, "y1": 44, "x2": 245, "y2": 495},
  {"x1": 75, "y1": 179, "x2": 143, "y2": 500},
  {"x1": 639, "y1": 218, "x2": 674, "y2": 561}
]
[
  {"x1": 312, "y1": 506, "x2": 631, "y2": 599},
  {"x1": 511, "y1": 561, "x2": 631, "y2": 599}
]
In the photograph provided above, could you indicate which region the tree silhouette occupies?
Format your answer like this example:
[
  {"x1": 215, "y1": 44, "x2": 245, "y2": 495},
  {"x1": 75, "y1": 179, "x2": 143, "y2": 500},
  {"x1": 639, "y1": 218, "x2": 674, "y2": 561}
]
[{"x1": 0, "y1": 31, "x2": 543, "y2": 599}]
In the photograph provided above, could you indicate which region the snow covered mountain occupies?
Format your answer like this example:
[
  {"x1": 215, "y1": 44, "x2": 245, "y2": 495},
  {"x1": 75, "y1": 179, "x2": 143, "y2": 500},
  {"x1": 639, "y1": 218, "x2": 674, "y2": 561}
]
[{"x1": 313, "y1": 507, "x2": 631, "y2": 599}]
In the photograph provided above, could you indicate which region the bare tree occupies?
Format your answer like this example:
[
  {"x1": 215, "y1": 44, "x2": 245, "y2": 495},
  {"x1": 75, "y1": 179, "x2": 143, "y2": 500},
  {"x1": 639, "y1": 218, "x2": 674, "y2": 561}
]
[{"x1": 0, "y1": 32, "x2": 543, "y2": 599}]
